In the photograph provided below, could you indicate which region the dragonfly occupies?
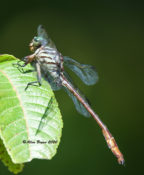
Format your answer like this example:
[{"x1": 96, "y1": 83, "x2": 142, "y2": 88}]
[{"x1": 16, "y1": 25, "x2": 124, "y2": 165}]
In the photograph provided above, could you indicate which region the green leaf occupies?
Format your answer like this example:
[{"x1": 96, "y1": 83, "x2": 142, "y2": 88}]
[
  {"x1": 0, "y1": 138, "x2": 24, "y2": 174},
  {"x1": 0, "y1": 54, "x2": 17, "y2": 62},
  {"x1": 0, "y1": 54, "x2": 63, "y2": 164}
]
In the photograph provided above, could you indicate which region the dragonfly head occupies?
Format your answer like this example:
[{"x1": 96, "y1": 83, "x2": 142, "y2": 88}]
[{"x1": 29, "y1": 36, "x2": 47, "y2": 52}]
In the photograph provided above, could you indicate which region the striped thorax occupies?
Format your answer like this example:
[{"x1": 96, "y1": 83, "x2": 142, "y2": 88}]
[{"x1": 34, "y1": 46, "x2": 64, "y2": 80}]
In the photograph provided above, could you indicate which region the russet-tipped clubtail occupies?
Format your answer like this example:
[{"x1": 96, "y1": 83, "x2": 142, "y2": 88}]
[{"x1": 16, "y1": 25, "x2": 124, "y2": 164}]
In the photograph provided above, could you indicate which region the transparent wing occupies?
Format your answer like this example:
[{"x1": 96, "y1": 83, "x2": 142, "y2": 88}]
[
  {"x1": 37, "y1": 25, "x2": 57, "y2": 49},
  {"x1": 63, "y1": 72, "x2": 91, "y2": 117},
  {"x1": 41, "y1": 69, "x2": 62, "y2": 91},
  {"x1": 63, "y1": 56, "x2": 98, "y2": 85},
  {"x1": 44, "y1": 73, "x2": 62, "y2": 91},
  {"x1": 32, "y1": 61, "x2": 61, "y2": 91}
]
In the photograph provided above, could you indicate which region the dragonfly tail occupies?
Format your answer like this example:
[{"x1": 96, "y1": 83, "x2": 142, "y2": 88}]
[{"x1": 61, "y1": 75, "x2": 124, "y2": 165}]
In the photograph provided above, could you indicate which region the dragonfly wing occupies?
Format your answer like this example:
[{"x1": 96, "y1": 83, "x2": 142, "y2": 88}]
[
  {"x1": 63, "y1": 87, "x2": 91, "y2": 117},
  {"x1": 63, "y1": 56, "x2": 99, "y2": 85},
  {"x1": 32, "y1": 62, "x2": 61, "y2": 91},
  {"x1": 44, "y1": 73, "x2": 62, "y2": 91},
  {"x1": 42, "y1": 69, "x2": 62, "y2": 91},
  {"x1": 63, "y1": 72, "x2": 91, "y2": 117},
  {"x1": 37, "y1": 25, "x2": 57, "y2": 49}
]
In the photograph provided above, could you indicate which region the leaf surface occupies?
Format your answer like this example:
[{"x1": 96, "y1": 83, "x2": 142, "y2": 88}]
[{"x1": 0, "y1": 54, "x2": 63, "y2": 164}]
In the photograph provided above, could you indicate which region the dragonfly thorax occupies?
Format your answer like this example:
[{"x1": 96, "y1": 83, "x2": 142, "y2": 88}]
[{"x1": 34, "y1": 46, "x2": 64, "y2": 80}]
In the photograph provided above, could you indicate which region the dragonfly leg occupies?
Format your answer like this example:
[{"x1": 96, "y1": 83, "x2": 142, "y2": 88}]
[
  {"x1": 25, "y1": 81, "x2": 40, "y2": 90},
  {"x1": 25, "y1": 62, "x2": 42, "y2": 90},
  {"x1": 12, "y1": 60, "x2": 27, "y2": 73},
  {"x1": 13, "y1": 54, "x2": 35, "y2": 68}
]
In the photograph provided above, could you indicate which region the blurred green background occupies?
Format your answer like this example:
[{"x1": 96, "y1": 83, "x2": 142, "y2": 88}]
[{"x1": 0, "y1": 0, "x2": 144, "y2": 175}]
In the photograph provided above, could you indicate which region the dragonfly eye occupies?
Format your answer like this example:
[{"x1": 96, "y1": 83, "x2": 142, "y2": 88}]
[
  {"x1": 33, "y1": 37, "x2": 42, "y2": 49},
  {"x1": 34, "y1": 37, "x2": 38, "y2": 42}
]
